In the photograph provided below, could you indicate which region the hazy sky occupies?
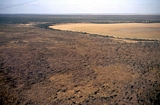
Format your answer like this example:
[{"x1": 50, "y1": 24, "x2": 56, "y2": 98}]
[{"x1": 0, "y1": 0, "x2": 160, "y2": 14}]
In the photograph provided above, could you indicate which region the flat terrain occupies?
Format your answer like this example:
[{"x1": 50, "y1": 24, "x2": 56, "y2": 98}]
[
  {"x1": 0, "y1": 23, "x2": 160, "y2": 105},
  {"x1": 50, "y1": 23, "x2": 160, "y2": 39}
]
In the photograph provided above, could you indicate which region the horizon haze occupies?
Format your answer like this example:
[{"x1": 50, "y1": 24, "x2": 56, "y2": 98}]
[{"x1": 0, "y1": 0, "x2": 160, "y2": 15}]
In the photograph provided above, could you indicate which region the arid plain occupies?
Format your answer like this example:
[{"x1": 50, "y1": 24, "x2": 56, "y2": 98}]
[
  {"x1": 50, "y1": 23, "x2": 160, "y2": 39},
  {"x1": 0, "y1": 15, "x2": 160, "y2": 105}
]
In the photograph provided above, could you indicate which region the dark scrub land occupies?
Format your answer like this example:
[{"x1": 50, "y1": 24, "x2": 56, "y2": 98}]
[{"x1": 0, "y1": 15, "x2": 160, "y2": 105}]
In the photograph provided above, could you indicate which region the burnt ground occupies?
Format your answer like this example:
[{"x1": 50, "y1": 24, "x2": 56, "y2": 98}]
[{"x1": 0, "y1": 24, "x2": 160, "y2": 105}]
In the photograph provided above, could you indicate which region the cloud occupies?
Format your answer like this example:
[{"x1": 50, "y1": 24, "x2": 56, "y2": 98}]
[{"x1": 0, "y1": 0, "x2": 38, "y2": 10}]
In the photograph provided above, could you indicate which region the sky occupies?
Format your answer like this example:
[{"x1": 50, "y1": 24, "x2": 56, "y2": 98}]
[{"x1": 0, "y1": 0, "x2": 160, "y2": 14}]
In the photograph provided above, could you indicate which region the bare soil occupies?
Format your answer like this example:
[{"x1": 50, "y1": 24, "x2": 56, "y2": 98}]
[
  {"x1": 49, "y1": 23, "x2": 160, "y2": 40},
  {"x1": 0, "y1": 24, "x2": 160, "y2": 105}
]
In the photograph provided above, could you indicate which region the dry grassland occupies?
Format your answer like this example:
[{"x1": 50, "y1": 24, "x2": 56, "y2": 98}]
[
  {"x1": 0, "y1": 24, "x2": 160, "y2": 105},
  {"x1": 50, "y1": 23, "x2": 160, "y2": 39}
]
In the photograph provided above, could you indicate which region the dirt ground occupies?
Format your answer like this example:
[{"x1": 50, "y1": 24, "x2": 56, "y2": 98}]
[
  {"x1": 49, "y1": 23, "x2": 160, "y2": 39},
  {"x1": 0, "y1": 24, "x2": 160, "y2": 105}
]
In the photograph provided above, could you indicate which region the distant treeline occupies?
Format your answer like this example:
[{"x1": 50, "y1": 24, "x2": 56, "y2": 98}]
[{"x1": 0, "y1": 14, "x2": 160, "y2": 24}]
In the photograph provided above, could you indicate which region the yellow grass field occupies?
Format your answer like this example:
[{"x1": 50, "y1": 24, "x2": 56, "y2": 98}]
[{"x1": 49, "y1": 23, "x2": 160, "y2": 39}]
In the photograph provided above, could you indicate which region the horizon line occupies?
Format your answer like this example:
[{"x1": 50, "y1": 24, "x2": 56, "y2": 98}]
[{"x1": 0, "y1": 13, "x2": 160, "y2": 15}]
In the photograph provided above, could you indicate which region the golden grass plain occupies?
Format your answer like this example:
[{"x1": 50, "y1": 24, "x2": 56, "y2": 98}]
[{"x1": 49, "y1": 23, "x2": 160, "y2": 39}]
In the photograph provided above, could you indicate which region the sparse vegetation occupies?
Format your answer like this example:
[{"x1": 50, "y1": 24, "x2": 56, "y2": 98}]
[{"x1": 0, "y1": 15, "x2": 160, "y2": 105}]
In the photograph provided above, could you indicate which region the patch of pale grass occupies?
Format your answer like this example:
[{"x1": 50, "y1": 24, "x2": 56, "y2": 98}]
[{"x1": 49, "y1": 23, "x2": 160, "y2": 39}]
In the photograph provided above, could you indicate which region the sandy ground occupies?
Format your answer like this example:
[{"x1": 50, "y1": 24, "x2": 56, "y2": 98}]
[{"x1": 49, "y1": 23, "x2": 160, "y2": 39}]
